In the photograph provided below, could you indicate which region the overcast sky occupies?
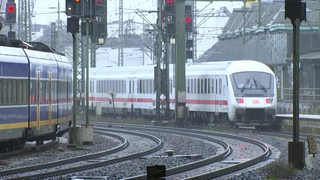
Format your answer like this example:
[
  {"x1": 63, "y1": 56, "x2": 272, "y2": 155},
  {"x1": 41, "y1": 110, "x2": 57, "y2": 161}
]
[{"x1": 32, "y1": 0, "x2": 242, "y2": 25}]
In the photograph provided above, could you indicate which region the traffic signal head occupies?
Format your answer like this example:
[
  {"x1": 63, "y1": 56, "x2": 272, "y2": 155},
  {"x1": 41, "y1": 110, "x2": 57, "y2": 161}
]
[
  {"x1": 185, "y1": 5, "x2": 192, "y2": 32},
  {"x1": 165, "y1": 0, "x2": 175, "y2": 14},
  {"x1": 67, "y1": 16, "x2": 80, "y2": 34},
  {"x1": 65, "y1": 0, "x2": 81, "y2": 16},
  {"x1": 185, "y1": 16, "x2": 191, "y2": 23},
  {"x1": 95, "y1": 0, "x2": 106, "y2": 17},
  {"x1": 6, "y1": 1, "x2": 16, "y2": 24}
]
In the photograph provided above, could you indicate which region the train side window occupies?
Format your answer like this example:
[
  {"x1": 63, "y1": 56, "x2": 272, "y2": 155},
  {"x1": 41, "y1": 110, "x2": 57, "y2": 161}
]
[
  {"x1": 144, "y1": 80, "x2": 146, "y2": 94},
  {"x1": 121, "y1": 80, "x2": 124, "y2": 94},
  {"x1": 194, "y1": 78, "x2": 196, "y2": 94},
  {"x1": 204, "y1": 78, "x2": 208, "y2": 94},
  {"x1": 197, "y1": 79, "x2": 200, "y2": 94},
  {"x1": 123, "y1": 80, "x2": 125, "y2": 94},
  {"x1": 170, "y1": 79, "x2": 173, "y2": 94},
  {"x1": 112, "y1": 80, "x2": 115, "y2": 93},
  {"x1": 201, "y1": 78, "x2": 205, "y2": 94},
  {"x1": 150, "y1": 79, "x2": 153, "y2": 94},
  {"x1": 149, "y1": 79, "x2": 151, "y2": 94},
  {"x1": 219, "y1": 78, "x2": 222, "y2": 94},
  {"x1": 115, "y1": 80, "x2": 117, "y2": 93},
  {"x1": 99, "y1": 80, "x2": 102, "y2": 93},
  {"x1": 3, "y1": 80, "x2": 7, "y2": 104},
  {"x1": 105, "y1": 80, "x2": 107, "y2": 93},
  {"x1": 100, "y1": 80, "x2": 103, "y2": 93},
  {"x1": 48, "y1": 73, "x2": 52, "y2": 103},
  {"x1": 144, "y1": 79, "x2": 146, "y2": 94},
  {"x1": 16, "y1": 79, "x2": 20, "y2": 104},
  {"x1": 187, "y1": 79, "x2": 190, "y2": 94},
  {"x1": 215, "y1": 79, "x2": 218, "y2": 95},
  {"x1": 44, "y1": 80, "x2": 49, "y2": 103},
  {"x1": 145, "y1": 79, "x2": 148, "y2": 94},
  {"x1": 117, "y1": 80, "x2": 120, "y2": 93},
  {"x1": 102, "y1": 80, "x2": 109, "y2": 93},
  {"x1": 90, "y1": 81, "x2": 93, "y2": 93},
  {"x1": 92, "y1": 80, "x2": 94, "y2": 93},
  {"x1": 19, "y1": 79, "x2": 25, "y2": 104},
  {"x1": 11, "y1": 79, "x2": 17, "y2": 104},
  {"x1": 8, "y1": 79, "x2": 13, "y2": 104},
  {"x1": 117, "y1": 80, "x2": 119, "y2": 93},
  {"x1": 133, "y1": 80, "x2": 135, "y2": 93},
  {"x1": 96, "y1": 80, "x2": 99, "y2": 93},
  {"x1": 52, "y1": 80, "x2": 57, "y2": 103},
  {"x1": 145, "y1": 79, "x2": 147, "y2": 94},
  {"x1": 0, "y1": 79, "x2": 2, "y2": 105},
  {"x1": 208, "y1": 78, "x2": 210, "y2": 94},
  {"x1": 141, "y1": 79, "x2": 143, "y2": 94},
  {"x1": 190, "y1": 78, "x2": 193, "y2": 94},
  {"x1": 211, "y1": 79, "x2": 214, "y2": 94}
]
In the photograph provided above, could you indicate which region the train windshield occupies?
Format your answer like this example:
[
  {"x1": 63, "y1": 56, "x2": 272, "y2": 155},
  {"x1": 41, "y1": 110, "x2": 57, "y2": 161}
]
[{"x1": 231, "y1": 72, "x2": 274, "y2": 97}]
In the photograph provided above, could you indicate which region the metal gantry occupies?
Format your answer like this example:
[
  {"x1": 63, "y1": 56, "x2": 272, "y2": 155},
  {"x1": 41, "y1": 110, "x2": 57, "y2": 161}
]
[
  {"x1": 17, "y1": 0, "x2": 33, "y2": 41},
  {"x1": 118, "y1": 0, "x2": 124, "y2": 66}
]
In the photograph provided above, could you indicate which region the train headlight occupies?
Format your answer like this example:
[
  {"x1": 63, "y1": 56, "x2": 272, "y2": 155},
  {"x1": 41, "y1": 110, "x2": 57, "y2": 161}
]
[
  {"x1": 266, "y1": 98, "x2": 273, "y2": 104},
  {"x1": 236, "y1": 98, "x2": 244, "y2": 104}
]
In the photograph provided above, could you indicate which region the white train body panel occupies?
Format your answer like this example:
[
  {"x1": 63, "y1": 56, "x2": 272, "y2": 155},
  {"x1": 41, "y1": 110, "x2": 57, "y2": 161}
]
[{"x1": 90, "y1": 60, "x2": 277, "y2": 126}]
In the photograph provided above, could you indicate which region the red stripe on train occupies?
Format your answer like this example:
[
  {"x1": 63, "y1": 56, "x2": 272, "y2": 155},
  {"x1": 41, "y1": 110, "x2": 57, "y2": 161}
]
[{"x1": 90, "y1": 96, "x2": 227, "y2": 105}]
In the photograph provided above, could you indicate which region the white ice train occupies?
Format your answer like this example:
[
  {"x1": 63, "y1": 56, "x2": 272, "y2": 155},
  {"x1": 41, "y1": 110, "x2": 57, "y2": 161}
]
[{"x1": 89, "y1": 60, "x2": 277, "y2": 127}]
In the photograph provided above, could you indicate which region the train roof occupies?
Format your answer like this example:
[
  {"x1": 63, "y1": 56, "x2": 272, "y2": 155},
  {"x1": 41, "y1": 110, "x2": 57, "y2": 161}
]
[
  {"x1": 91, "y1": 65, "x2": 155, "y2": 79},
  {"x1": 188, "y1": 60, "x2": 274, "y2": 75},
  {"x1": 0, "y1": 45, "x2": 70, "y2": 65},
  {"x1": 90, "y1": 60, "x2": 274, "y2": 79}
]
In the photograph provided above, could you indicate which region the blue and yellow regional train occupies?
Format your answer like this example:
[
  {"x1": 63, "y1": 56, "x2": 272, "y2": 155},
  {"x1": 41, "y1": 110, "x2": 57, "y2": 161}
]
[{"x1": 0, "y1": 37, "x2": 72, "y2": 151}]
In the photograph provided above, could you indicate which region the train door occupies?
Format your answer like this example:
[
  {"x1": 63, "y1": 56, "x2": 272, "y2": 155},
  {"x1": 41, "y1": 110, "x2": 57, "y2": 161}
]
[
  {"x1": 48, "y1": 70, "x2": 52, "y2": 128},
  {"x1": 213, "y1": 76, "x2": 218, "y2": 114},
  {"x1": 129, "y1": 77, "x2": 135, "y2": 115},
  {"x1": 36, "y1": 70, "x2": 41, "y2": 130},
  {"x1": 223, "y1": 75, "x2": 229, "y2": 110}
]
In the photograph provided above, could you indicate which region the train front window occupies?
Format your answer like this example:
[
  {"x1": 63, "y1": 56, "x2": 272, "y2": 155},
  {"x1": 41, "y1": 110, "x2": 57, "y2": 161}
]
[{"x1": 231, "y1": 72, "x2": 273, "y2": 97}]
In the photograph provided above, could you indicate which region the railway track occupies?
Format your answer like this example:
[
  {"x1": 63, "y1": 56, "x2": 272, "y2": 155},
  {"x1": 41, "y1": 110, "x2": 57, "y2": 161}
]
[
  {"x1": 0, "y1": 129, "x2": 161, "y2": 179},
  {"x1": 0, "y1": 139, "x2": 59, "y2": 161},
  {"x1": 105, "y1": 124, "x2": 272, "y2": 180},
  {"x1": 0, "y1": 122, "x2": 273, "y2": 179}
]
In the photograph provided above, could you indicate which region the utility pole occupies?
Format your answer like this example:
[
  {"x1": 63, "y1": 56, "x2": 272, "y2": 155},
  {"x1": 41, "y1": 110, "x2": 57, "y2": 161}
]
[
  {"x1": 17, "y1": 0, "x2": 32, "y2": 41},
  {"x1": 118, "y1": 0, "x2": 124, "y2": 66},
  {"x1": 285, "y1": 0, "x2": 306, "y2": 169},
  {"x1": 175, "y1": 0, "x2": 187, "y2": 127}
]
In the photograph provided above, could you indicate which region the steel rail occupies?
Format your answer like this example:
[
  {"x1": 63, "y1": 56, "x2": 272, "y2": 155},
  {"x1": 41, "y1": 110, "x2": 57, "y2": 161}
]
[{"x1": 4, "y1": 128, "x2": 163, "y2": 180}]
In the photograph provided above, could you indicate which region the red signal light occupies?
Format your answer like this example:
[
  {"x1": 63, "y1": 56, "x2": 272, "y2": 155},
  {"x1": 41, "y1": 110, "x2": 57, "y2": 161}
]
[
  {"x1": 7, "y1": 5, "x2": 15, "y2": 12},
  {"x1": 167, "y1": 0, "x2": 173, "y2": 3},
  {"x1": 185, "y1": 16, "x2": 191, "y2": 23},
  {"x1": 75, "y1": 0, "x2": 80, "y2": 3}
]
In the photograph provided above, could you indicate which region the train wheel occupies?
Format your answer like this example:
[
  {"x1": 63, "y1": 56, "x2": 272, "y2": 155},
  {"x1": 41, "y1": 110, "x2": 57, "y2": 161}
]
[
  {"x1": 36, "y1": 140, "x2": 44, "y2": 146},
  {"x1": 122, "y1": 109, "x2": 128, "y2": 118},
  {"x1": 208, "y1": 113, "x2": 215, "y2": 126}
]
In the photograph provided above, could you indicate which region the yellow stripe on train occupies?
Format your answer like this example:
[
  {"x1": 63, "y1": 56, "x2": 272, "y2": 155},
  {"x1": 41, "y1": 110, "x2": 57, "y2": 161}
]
[{"x1": 0, "y1": 117, "x2": 70, "y2": 130}]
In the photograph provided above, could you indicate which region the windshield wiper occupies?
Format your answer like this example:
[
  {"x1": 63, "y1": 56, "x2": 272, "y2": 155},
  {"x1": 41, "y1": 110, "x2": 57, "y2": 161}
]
[
  {"x1": 252, "y1": 77, "x2": 267, "y2": 92},
  {"x1": 240, "y1": 78, "x2": 251, "y2": 92}
]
